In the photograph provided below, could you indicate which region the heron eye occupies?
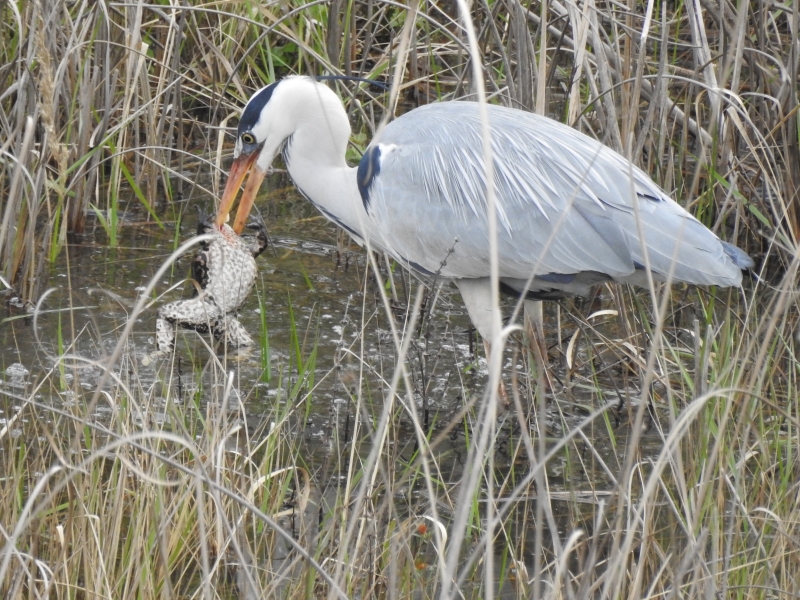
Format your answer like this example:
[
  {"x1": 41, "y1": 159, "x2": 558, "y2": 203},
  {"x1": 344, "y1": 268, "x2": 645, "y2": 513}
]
[{"x1": 241, "y1": 132, "x2": 256, "y2": 145}]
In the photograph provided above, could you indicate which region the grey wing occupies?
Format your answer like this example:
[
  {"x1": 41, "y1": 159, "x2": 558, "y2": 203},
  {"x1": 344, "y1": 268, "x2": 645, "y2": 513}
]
[{"x1": 366, "y1": 102, "x2": 747, "y2": 287}]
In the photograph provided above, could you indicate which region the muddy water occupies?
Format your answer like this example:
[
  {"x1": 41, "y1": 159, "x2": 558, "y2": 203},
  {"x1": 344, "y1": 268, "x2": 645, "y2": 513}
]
[
  {"x1": 1, "y1": 172, "x2": 513, "y2": 448},
  {"x1": 1, "y1": 171, "x2": 672, "y2": 582},
  {"x1": 0, "y1": 168, "x2": 666, "y2": 451}
]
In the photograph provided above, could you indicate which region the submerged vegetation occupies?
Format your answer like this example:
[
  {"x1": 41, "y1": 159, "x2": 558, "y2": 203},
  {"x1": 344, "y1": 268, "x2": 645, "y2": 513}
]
[{"x1": 1, "y1": 0, "x2": 799, "y2": 598}]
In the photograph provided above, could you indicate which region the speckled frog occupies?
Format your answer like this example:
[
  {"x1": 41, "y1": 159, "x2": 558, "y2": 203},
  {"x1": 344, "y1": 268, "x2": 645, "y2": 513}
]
[{"x1": 143, "y1": 216, "x2": 268, "y2": 364}]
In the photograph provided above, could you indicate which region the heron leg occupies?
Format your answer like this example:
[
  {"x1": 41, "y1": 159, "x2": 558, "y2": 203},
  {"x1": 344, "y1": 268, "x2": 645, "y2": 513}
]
[
  {"x1": 455, "y1": 278, "x2": 510, "y2": 402},
  {"x1": 482, "y1": 338, "x2": 508, "y2": 402},
  {"x1": 524, "y1": 299, "x2": 553, "y2": 391}
]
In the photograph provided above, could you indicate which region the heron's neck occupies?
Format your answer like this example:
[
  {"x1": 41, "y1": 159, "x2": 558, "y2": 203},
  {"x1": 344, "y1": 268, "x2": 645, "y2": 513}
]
[{"x1": 284, "y1": 124, "x2": 368, "y2": 242}]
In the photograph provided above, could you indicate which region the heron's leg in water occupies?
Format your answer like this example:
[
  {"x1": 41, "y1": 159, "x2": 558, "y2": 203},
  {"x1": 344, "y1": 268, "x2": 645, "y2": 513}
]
[
  {"x1": 455, "y1": 278, "x2": 510, "y2": 401},
  {"x1": 482, "y1": 339, "x2": 508, "y2": 402},
  {"x1": 524, "y1": 299, "x2": 553, "y2": 391}
]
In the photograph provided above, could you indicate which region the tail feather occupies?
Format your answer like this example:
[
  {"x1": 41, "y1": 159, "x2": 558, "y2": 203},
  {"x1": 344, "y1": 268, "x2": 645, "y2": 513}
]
[{"x1": 721, "y1": 241, "x2": 754, "y2": 270}]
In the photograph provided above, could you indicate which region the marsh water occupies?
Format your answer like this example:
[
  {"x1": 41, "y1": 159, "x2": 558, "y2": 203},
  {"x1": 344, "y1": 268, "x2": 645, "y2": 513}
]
[
  {"x1": 1, "y1": 170, "x2": 675, "y2": 580},
  {"x1": 1, "y1": 176, "x2": 508, "y2": 430}
]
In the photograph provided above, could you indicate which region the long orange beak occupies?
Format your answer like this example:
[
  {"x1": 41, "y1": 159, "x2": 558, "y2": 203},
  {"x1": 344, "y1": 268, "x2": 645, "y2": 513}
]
[
  {"x1": 216, "y1": 151, "x2": 266, "y2": 234},
  {"x1": 232, "y1": 163, "x2": 266, "y2": 234}
]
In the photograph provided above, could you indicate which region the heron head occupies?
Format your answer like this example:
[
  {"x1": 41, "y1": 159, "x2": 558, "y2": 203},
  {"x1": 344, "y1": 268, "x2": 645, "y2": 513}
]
[
  {"x1": 216, "y1": 77, "x2": 351, "y2": 233},
  {"x1": 215, "y1": 81, "x2": 288, "y2": 232}
]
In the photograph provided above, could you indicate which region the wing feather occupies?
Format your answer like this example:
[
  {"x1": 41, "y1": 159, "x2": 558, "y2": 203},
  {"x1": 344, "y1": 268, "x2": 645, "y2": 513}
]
[{"x1": 365, "y1": 102, "x2": 744, "y2": 287}]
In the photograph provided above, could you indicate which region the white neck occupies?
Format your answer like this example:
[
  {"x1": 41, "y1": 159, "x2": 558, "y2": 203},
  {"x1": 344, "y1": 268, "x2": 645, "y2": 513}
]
[
  {"x1": 286, "y1": 143, "x2": 365, "y2": 240},
  {"x1": 274, "y1": 79, "x2": 370, "y2": 243}
]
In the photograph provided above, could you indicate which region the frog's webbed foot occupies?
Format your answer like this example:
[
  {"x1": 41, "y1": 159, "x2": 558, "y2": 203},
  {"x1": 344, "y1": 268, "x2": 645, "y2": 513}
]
[
  {"x1": 246, "y1": 215, "x2": 270, "y2": 258},
  {"x1": 142, "y1": 316, "x2": 178, "y2": 366},
  {"x1": 214, "y1": 314, "x2": 255, "y2": 349}
]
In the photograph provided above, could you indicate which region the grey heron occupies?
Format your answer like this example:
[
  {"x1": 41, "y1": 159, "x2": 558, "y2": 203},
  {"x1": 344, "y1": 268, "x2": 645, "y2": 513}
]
[{"x1": 215, "y1": 76, "x2": 753, "y2": 367}]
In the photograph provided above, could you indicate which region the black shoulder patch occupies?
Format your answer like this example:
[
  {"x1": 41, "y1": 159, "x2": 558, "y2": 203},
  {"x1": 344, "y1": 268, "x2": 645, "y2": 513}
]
[
  {"x1": 357, "y1": 145, "x2": 382, "y2": 212},
  {"x1": 239, "y1": 82, "x2": 279, "y2": 134}
]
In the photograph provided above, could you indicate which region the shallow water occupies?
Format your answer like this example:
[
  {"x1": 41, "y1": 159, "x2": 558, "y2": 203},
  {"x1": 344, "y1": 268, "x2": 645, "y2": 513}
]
[
  {"x1": 0, "y1": 173, "x2": 497, "y2": 447},
  {"x1": 1, "y1": 170, "x2": 675, "y2": 585},
  {"x1": 1, "y1": 168, "x2": 670, "y2": 436}
]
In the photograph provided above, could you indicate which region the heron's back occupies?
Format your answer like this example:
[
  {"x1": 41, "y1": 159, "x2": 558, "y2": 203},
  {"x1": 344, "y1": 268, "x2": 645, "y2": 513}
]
[{"x1": 364, "y1": 102, "x2": 751, "y2": 290}]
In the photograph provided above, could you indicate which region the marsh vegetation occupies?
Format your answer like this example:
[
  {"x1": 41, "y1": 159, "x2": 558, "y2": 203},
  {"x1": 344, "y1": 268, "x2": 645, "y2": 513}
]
[{"x1": 1, "y1": 0, "x2": 799, "y2": 598}]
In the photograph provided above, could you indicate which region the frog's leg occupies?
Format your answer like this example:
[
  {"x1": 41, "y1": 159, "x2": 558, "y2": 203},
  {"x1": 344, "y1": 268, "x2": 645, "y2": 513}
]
[
  {"x1": 142, "y1": 296, "x2": 222, "y2": 364},
  {"x1": 213, "y1": 314, "x2": 254, "y2": 348},
  {"x1": 246, "y1": 214, "x2": 270, "y2": 258}
]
